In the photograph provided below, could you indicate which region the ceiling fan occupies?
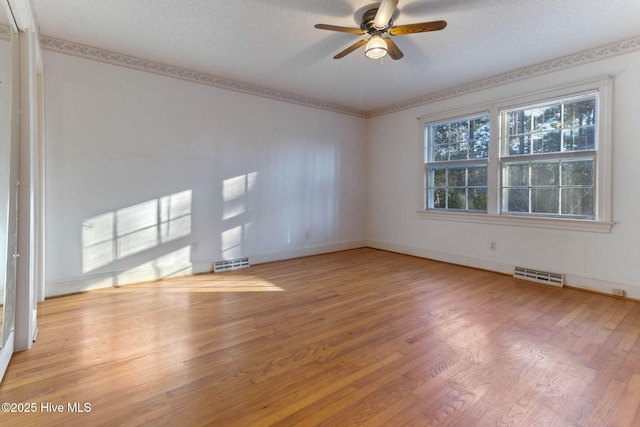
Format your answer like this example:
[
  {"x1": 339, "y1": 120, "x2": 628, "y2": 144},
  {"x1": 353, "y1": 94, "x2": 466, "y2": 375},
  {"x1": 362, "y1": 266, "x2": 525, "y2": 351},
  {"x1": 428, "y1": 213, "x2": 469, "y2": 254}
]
[{"x1": 314, "y1": 0, "x2": 446, "y2": 60}]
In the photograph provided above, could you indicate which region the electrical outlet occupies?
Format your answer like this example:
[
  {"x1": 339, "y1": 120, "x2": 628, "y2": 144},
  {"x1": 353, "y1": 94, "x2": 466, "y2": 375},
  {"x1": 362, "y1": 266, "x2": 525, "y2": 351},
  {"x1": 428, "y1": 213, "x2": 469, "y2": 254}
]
[
  {"x1": 305, "y1": 231, "x2": 311, "y2": 240},
  {"x1": 490, "y1": 241, "x2": 496, "y2": 251},
  {"x1": 613, "y1": 289, "x2": 625, "y2": 297},
  {"x1": 191, "y1": 242, "x2": 199, "y2": 253}
]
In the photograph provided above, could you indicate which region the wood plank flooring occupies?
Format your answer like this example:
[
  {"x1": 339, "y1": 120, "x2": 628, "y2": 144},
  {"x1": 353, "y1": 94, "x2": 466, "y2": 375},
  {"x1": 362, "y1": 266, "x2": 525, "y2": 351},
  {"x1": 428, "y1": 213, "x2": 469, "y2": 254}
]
[{"x1": 1, "y1": 248, "x2": 640, "y2": 426}]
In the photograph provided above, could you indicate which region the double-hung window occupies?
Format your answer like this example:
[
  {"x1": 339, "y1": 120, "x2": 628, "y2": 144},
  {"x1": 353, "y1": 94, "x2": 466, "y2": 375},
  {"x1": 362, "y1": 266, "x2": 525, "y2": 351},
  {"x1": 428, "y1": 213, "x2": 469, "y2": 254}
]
[
  {"x1": 425, "y1": 113, "x2": 490, "y2": 212},
  {"x1": 500, "y1": 92, "x2": 597, "y2": 218},
  {"x1": 421, "y1": 78, "x2": 612, "y2": 232}
]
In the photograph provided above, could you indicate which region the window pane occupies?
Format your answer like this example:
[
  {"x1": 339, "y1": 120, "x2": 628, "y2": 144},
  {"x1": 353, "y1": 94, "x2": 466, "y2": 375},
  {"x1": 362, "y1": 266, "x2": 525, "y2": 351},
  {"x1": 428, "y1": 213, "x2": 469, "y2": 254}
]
[
  {"x1": 507, "y1": 110, "x2": 531, "y2": 137},
  {"x1": 471, "y1": 143, "x2": 488, "y2": 159},
  {"x1": 531, "y1": 134, "x2": 544, "y2": 154},
  {"x1": 500, "y1": 91, "x2": 599, "y2": 219},
  {"x1": 459, "y1": 142, "x2": 469, "y2": 159},
  {"x1": 561, "y1": 188, "x2": 594, "y2": 216},
  {"x1": 468, "y1": 188, "x2": 487, "y2": 211},
  {"x1": 428, "y1": 167, "x2": 487, "y2": 213},
  {"x1": 509, "y1": 135, "x2": 531, "y2": 156},
  {"x1": 450, "y1": 143, "x2": 468, "y2": 160},
  {"x1": 470, "y1": 116, "x2": 490, "y2": 158},
  {"x1": 470, "y1": 139, "x2": 488, "y2": 159},
  {"x1": 448, "y1": 188, "x2": 466, "y2": 209},
  {"x1": 450, "y1": 120, "x2": 469, "y2": 142},
  {"x1": 562, "y1": 160, "x2": 593, "y2": 186},
  {"x1": 426, "y1": 113, "x2": 490, "y2": 213},
  {"x1": 563, "y1": 126, "x2": 595, "y2": 151},
  {"x1": 532, "y1": 130, "x2": 561, "y2": 153},
  {"x1": 435, "y1": 144, "x2": 448, "y2": 161},
  {"x1": 531, "y1": 188, "x2": 559, "y2": 214},
  {"x1": 531, "y1": 162, "x2": 559, "y2": 186},
  {"x1": 564, "y1": 98, "x2": 596, "y2": 128},
  {"x1": 504, "y1": 164, "x2": 529, "y2": 187},
  {"x1": 433, "y1": 188, "x2": 446, "y2": 209},
  {"x1": 434, "y1": 124, "x2": 449, "y2": 144},
  {"x1": 448, "y1": 168, "x2": 466, "y2": 187},
  {"x1": 468, "y1": 167, "x2": 487, "y2": 186},
  {"x1": 433, "y1": 168, "x2": 446, "y2": 187},
  {"x1": 505, "y1": 188, "x2": 529, "y2": 212},
  {"x1": 448, "y1": 143, "x2": 459, "y2": 160},
  {"x1": 533, "y1": 104, "x2": 561, "y2": 132}
]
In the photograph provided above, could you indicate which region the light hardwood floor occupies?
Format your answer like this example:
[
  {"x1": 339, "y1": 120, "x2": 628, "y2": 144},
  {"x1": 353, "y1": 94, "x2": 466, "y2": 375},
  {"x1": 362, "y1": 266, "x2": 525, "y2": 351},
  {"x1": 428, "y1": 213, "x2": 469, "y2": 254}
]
[{"x1": 1, "y1": 248, "x2": 639, "y2": 426}]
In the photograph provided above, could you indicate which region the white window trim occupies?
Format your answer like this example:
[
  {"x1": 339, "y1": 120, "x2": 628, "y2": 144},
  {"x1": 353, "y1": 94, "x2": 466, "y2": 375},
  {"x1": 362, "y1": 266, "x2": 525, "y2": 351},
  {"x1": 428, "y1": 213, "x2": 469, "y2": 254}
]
[
  {"x1": 418, "y1": 76, "x2": 614, "y2": 234},
  {"x1": 424, "y1": 111, "x2": 491, "y2": 212},
  {"x1": 416, "y1": 210, "x2": 613, "y2": 233}
]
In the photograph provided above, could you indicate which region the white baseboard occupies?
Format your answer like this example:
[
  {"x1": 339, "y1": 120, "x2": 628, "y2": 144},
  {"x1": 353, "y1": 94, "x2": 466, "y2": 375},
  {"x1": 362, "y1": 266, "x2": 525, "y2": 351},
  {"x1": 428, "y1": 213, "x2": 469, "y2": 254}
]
[
  {"x1": 45, "y1": 260, "x2": 212, "y2": 297},
  {"x1": 563, "y1": 274, "x2": 640, "y2": 300},
  {"x1": 367, "y1": 240, "x2": 514, "y2": 275},
  {"x1": 45, "y1": 239, "x2": 636, "y2": 300},
  {"x1": 366, "y1": 239, "x2": 640, "y2": 300},
  {"x1": 247, "y1": 240, "x2": 368, "y2": 266},
  {"x1": 45, "y1": 241, "x2": 368, "y2": 297}
]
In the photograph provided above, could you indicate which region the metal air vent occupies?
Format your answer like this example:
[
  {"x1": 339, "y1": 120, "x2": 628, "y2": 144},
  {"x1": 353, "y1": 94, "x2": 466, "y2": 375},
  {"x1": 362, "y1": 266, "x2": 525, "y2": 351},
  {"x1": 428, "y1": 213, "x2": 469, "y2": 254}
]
[
  {"x1": 514, "y1": 267, "x2": 564, "y2": 287},
  {"x1": 213, "y1": 257, "x2": 250, "y2": 273}
]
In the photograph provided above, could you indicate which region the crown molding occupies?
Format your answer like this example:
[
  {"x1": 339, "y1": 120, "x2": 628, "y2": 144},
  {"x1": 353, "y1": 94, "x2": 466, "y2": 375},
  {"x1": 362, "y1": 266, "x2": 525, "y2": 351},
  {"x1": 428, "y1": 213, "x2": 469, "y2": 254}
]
[
  {"x1": 367, "y1": 35, "x2": 640, "y2": 117},
  {"x1": 40, "y1": 34, "x2": 640, "y2": 120},
  {"x1": 39, "y1": 36, "x2": 369, "y2": 119}
]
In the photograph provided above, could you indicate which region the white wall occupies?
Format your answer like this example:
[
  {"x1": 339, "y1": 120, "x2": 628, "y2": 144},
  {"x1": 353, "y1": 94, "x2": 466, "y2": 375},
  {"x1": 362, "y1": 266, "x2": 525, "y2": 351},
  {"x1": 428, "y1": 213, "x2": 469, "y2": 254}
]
[
  {"x1": 367, "y1": 50, "x2": 640, "y2": 298},
  {"x1": 44, "y1": 51, "x2": 367, "y2": 296},
  {"x1": 44, "y1": 43, "x2": 640, "y2": 299}
]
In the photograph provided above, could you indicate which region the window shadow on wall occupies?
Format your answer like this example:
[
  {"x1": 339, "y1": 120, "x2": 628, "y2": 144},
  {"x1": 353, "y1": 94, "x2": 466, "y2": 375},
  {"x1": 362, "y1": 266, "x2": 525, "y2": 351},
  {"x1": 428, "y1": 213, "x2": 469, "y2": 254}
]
[{"x1": 81, "y1": 190, "x2": 193, "y2": 287}]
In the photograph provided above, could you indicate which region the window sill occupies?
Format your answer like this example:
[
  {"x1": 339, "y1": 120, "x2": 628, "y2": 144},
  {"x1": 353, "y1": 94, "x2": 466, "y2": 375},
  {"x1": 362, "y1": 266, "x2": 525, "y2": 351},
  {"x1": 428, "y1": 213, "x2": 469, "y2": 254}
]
[{"x1": 417, "y1": 210, "x2": 613, "y2": 233}]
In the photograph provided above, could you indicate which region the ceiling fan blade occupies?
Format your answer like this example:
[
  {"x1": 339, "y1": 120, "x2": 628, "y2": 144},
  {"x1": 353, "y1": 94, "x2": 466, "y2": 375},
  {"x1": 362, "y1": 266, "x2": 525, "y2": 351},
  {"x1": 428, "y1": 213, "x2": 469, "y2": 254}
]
[
  {"x1": 384, "y1": 37, "x2": 404, "y2": 60},
  {"x1": 389, "y1": 20, "x2": 447, "y2": 36},
  {"x1": 314, "y1": 24, "x2": 366, "y2": 35},
  {"x1": 373, "y1": 0, "x2": 399, "y2": 29},
  {"x1": 333, "y1": 38, "x2": 369, "y2": 59}
]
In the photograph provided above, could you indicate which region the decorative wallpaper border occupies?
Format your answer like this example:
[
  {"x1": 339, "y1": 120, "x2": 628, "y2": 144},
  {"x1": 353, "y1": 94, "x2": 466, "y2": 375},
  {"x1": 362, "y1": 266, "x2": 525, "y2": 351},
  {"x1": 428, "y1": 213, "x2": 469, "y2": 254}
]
[
  {"x1": 40, "y1": 34, "x2": 640, "y2": 119},
  {"x1": 368, "y1": 36, "x2": 640, "y2": 117},
  {"x1": 39, "y1": 36, "x2": 368, "y2": 118}
]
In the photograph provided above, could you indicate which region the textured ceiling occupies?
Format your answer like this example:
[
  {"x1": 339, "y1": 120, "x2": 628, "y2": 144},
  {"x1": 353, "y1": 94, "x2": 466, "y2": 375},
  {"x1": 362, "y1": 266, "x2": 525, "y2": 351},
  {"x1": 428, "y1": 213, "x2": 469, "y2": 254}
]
[{"x1": 30, "y1": 0, "x2": 640, "y2": 113}]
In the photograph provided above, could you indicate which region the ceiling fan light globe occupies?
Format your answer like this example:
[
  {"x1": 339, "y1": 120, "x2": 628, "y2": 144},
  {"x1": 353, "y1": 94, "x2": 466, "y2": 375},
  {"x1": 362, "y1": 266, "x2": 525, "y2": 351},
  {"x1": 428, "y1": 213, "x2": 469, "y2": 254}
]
[{"x1": 365, "y1": 36, "x2": 388, "y2": 59}]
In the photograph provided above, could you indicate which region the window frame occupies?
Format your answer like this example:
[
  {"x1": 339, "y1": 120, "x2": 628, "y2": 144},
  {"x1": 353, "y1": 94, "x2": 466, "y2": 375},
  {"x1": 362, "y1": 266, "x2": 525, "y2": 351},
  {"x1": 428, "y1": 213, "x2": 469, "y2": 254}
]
[
  {"x1": 418, "y1": 77, "x2": 613, "y2": 233},
  {"x1": 424, "y1": 112, "x2": 491, "y2": 213},
  {"x1": 499, "y1": 90, "x2": 598, "y2": 219}
]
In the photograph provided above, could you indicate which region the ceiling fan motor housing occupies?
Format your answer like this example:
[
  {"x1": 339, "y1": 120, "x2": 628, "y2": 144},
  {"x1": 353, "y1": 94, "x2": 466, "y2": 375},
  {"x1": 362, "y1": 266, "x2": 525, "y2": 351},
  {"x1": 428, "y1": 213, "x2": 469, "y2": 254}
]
[{"x1": 361, "y1": 8, "x2": 392, "y2": 33}]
